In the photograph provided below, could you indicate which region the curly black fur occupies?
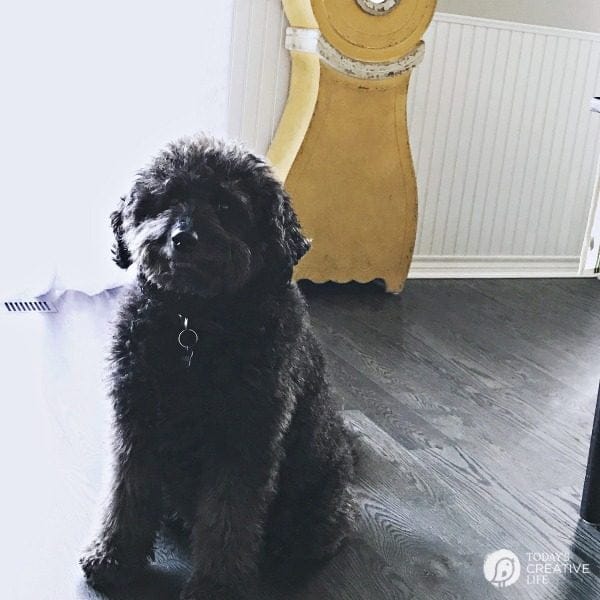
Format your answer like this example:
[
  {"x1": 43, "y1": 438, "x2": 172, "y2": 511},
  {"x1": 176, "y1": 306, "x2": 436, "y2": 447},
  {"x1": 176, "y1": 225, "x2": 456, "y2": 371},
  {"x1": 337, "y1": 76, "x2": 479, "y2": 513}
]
[
  {"x1": 110, "y1": 204, "x2": 132, "y2": 269},
  {"x1": 80, "y1": 136, "x2": 356, "y2": 599}
]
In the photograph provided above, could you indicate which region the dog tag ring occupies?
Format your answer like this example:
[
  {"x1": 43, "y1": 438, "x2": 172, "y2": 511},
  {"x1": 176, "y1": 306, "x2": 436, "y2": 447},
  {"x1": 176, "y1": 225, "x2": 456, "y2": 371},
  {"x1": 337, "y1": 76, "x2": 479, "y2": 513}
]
[{"x1": 177, "y1": 315, "x2": 199, "y2": 368}]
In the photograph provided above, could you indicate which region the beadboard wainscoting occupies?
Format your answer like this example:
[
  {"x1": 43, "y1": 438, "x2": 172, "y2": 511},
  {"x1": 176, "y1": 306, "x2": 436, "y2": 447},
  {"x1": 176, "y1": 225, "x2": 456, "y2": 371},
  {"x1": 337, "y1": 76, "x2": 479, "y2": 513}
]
[{"x1": 227, "y1": 4, "x2": 600, "y2": 277}]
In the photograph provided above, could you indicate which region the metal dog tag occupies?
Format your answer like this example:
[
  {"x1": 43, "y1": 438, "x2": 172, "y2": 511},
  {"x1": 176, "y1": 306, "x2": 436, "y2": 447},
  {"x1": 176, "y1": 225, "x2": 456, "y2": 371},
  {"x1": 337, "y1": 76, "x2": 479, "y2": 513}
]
[{"x1": 178, "y1": 315, "x2": 199, "y2": 368}]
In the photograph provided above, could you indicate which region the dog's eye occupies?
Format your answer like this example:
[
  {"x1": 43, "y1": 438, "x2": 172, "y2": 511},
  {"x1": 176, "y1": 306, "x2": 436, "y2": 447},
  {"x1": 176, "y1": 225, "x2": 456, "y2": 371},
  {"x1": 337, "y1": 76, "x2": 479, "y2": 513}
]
[{"x1": 216, "y1": 199, "x2": 230, "y2": 212}]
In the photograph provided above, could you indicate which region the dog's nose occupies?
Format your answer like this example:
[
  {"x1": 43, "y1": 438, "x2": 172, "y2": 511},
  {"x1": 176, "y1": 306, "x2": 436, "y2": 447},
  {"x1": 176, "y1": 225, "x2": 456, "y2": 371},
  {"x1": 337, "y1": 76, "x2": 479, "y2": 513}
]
[{"x1": 171, "y1": 229, "x2": 198, "y2": 253}]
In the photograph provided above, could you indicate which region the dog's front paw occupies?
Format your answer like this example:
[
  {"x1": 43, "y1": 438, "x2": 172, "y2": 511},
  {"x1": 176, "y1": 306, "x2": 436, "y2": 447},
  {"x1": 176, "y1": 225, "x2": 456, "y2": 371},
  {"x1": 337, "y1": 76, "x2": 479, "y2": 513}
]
[
  {"x1": 80, "y1": 540, "x2": 143, "y2": 590},
  {"x1": 180, "y1": 576, "x2": 245, "y2": 600}
]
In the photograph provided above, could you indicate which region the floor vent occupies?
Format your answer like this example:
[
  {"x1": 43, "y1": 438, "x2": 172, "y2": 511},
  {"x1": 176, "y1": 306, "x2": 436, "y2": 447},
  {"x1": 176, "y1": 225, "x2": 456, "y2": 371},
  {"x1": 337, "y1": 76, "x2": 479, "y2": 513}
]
[{"x1": 3, "y1": 300, "x2": 58, "y2": 313}]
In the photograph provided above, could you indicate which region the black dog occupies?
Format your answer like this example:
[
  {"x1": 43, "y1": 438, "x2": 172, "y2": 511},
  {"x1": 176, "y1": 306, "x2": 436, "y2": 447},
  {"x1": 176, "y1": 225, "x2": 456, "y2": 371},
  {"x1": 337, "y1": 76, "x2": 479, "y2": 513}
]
[{"x1": 80, "y1": 136, "x2": 356, "y2": 599}]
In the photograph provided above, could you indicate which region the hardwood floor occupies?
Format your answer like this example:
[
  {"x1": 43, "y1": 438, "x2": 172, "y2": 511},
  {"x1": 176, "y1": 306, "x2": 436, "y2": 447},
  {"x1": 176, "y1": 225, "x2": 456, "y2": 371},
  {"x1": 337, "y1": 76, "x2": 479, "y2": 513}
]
[
  {"x1": 1, "y1": 279, "x2": 599, "y2": 599},
  {"x1": 305, "y1": 279, "x2": 600, "y2": 600}
]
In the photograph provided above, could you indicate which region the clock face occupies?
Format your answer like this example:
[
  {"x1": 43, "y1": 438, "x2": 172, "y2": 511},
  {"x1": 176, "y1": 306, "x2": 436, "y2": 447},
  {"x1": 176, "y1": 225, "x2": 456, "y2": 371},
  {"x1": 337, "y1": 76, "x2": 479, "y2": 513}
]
[
  {"x1": 311, "y1": 0, "x2": 435, "y2": 62},
  {"x1": 355, "y1": 0, "x2": 400, "y2": 16}
]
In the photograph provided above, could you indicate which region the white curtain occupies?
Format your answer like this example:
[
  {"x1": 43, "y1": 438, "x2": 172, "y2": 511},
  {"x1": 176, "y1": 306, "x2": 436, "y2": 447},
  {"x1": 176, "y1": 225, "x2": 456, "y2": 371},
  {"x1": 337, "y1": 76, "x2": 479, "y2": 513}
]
[{"x1": 0, "y1": 0, "x2": 235, "y2": 297}]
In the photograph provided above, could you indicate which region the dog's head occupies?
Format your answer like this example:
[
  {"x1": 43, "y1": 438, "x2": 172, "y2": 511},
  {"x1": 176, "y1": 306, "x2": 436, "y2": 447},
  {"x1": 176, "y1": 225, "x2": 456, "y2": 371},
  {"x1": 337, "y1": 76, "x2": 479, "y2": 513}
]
[{"x1": 111, "y1": 136, "x2": 310, "y2": 297}]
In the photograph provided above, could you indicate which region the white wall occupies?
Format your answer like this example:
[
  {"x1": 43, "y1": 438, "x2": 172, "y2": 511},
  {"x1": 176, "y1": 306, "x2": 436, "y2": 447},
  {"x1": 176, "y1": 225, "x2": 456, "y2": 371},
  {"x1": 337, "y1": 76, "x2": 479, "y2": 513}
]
[
  {"x1": 437, "y1": 0, "x2": 600, "y2": 34},
  {"x1": 228, "y1": 0, "x2": 289, "y2": 155},
  {"x1": 407, "y1": 15, "x2": 600, "y2": 276},
  {"x1": 0, "y1": 0, "x2": 234, "y2": 296}
]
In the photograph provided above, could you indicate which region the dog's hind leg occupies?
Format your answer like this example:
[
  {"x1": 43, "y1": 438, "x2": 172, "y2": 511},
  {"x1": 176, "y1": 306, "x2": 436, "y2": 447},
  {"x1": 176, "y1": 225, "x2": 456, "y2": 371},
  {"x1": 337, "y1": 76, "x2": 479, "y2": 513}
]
[{"x1": 263, "y1": 437, "x2": 357, "y2": 590}]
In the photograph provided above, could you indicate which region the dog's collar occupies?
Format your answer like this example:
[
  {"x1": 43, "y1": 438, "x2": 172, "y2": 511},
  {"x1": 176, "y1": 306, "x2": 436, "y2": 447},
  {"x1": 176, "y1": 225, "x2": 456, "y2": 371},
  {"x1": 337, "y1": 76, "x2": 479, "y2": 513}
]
[
  {"x1": 136, "y1": 272, "x2": 292, "y2": 369},
  {"x1": 137, "y1": 274, "x2": 202, "y2": 309},
  {"x1": 137, "y1": 274, "x2": 229, "y2": 368}
]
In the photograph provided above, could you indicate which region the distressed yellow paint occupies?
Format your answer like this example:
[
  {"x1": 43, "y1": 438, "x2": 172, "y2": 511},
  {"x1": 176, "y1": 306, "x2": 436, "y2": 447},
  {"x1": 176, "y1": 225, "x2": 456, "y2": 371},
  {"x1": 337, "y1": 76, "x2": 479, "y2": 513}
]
[
  {"x1": 281, "y1": 0, "x2": 318, "y2": 28},
  {"x1": 268, "y1": 0, "x2": 436, "y2": 292},
  {"x1": 266, "y1": 51, "x2": 320, "y2": 182}
]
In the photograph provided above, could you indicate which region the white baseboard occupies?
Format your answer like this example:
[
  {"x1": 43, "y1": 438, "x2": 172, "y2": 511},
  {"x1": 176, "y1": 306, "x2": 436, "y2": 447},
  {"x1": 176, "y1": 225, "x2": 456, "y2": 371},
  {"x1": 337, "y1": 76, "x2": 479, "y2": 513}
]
[{"x1": 408, "y1": 256, "x2": 589, "y2": 278}]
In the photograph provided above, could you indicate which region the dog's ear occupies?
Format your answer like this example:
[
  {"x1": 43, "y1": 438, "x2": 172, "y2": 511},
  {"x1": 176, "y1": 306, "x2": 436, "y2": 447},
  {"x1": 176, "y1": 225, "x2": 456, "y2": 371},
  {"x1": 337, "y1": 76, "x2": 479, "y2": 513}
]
[
  {"x1": 266, "y1": 184, "x2": 311, "y2": 280},
  {"x1": 110, "y1": 197, "x2": 132, "y2": 269}
]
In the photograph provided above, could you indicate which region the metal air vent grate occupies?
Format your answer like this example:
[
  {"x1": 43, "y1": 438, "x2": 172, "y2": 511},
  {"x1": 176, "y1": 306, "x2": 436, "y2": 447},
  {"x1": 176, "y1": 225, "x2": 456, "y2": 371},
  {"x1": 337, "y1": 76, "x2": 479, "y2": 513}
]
[{"x1": 3, "y1": 300, "x2": 57, "y2": 313}]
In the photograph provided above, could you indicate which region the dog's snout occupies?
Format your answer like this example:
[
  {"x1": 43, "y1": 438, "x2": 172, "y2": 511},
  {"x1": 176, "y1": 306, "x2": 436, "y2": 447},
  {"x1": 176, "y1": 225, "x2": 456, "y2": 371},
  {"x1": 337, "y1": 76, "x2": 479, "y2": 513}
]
[{"x1": 171, "y1": 228, "x2": 198, "y2": 253}]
